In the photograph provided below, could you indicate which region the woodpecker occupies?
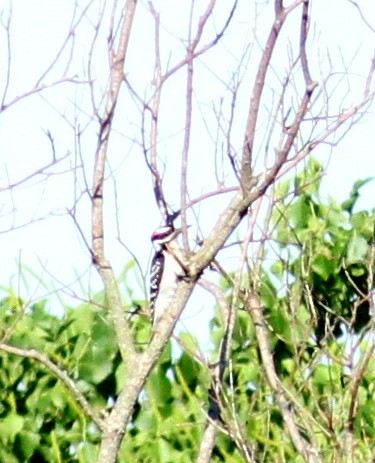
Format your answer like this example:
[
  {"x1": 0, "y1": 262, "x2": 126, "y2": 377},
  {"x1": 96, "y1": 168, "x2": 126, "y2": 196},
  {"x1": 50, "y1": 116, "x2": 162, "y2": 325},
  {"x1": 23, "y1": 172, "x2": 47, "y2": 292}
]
[{"x1": 150, "y1": 225, "x2": 186, "y2": 325}]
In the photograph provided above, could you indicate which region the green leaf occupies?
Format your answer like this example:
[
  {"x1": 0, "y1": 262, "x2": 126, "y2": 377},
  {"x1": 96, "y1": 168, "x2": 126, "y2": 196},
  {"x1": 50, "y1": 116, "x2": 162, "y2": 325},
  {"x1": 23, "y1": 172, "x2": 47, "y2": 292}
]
[
  {"x1": 357, "y1": 398, "x2": 375, "y2": 435},
  {"x1": 78, "y1": 442, "x2": 98, "y2": 463},
  {"x1": 115, "y1": 362, "x2": 127, "y2": 392},
  {"x1": 79, "y1": 353, "x2": 113, "y2": 385},
  {"x1": 178, "y1": 332, "x2": 199, "y2": 353},
  {"x1": 312, "y1": 254, "x2": 334, "y2": 281},
  {"x1": 135, "y1": 406, "x2": 157, "y2": 433},
  {"x1": 313, "y1": 364, "x2": 340, "y2": 387},
  {"x1": 342, "y1": 177, "x2": 374, "y2": 212},
  {"x1": 275, "y1": 178, "x2": 291, "y2": 199},
  {"x1": 296, "y1": 304, "x2": 310, "y2": 324},
  {"x1": 16, "y1": 431, "x2": 40, "y2": 459},
  {"x1": 176, "y1": 352, "x2": 201, "y2": 388},
  {"x1": 0, "y1": 449, "x2": 18, "y2": 463},
  {"x1": 237, "y1": 362, "x2": 259, "y2": 385},
  {"x1": 270, "y1": 260, "x2": 284, "y2": 280},
  {"x1": 158, "y1": 341, "x2": 172, "y2": 367},
  {"x1": 347, "y1": 232, "x2": 368, "y2": 265},
  {"x1": 0, "y1": 413, "x2": 24, "y2": 441},
  {"x1": 350, "y1": 211, "x2": 375, "y2": 239},
  {"x1": 148, "y1": 370, "x2": 172, "y2": 404},
  {"x1": 290, "y1": 197, "x2": 310, "y2": 229},
  {"x1": 295, "y1": 158, "x2": 323, "y2": 195}
]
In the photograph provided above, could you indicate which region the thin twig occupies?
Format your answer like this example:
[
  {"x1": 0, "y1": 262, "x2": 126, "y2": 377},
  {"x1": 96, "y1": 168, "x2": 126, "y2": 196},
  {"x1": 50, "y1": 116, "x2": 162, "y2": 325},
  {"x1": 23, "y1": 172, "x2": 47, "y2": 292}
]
[
  {"x1": 0, "y1": 152, "x2": 70, "y2": 193},
  {"x1": 148, "y1": 2, "x2": 169, "y2": 222},
  {"x1": 0, "y1": 77, "x2": 87, "y2": 113}
]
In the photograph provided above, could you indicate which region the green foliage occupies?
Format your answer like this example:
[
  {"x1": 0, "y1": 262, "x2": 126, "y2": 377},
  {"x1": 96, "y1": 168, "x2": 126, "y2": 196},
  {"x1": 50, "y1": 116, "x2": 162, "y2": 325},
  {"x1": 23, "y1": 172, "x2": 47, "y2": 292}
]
[
  {"x1": 0, "y1": 298, "x2": 110, "y2": 461},
  {"x1": 0, "y1": 297, "x2": 212, "y2": 462},
  {"x1": 0, "y1": 161, "x2": 374, "y2": 461},
  {"x1": 119, "y1": 333, "x2": 212, "y2": 462},
  {"x1": 205, "y1": 161, "x2": 375, "y2": 460},
  {"x1": 0, "y1": 294, "x2": 155, "y2": 461},
  {"x1": 238, "y1": 160, "x2": 375, "y2": 459},
  {"x1": 272, "y1": 159, "x2": 375, "y2": 341}
]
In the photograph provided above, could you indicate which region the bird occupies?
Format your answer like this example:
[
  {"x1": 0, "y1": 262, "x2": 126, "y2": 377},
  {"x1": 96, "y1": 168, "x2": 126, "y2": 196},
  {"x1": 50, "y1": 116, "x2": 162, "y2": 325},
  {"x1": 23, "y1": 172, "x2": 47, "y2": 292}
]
[{"x1": 150, "y1": 225, "x2": 186, "y2": 326}]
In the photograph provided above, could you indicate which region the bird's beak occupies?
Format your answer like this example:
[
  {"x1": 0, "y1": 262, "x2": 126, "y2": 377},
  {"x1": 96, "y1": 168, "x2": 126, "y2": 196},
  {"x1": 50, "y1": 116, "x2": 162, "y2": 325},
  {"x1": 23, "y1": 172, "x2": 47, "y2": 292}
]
[
  {"x1": 172, "y1": 227, "x2": 183, "y2": 238},
  {"x1": 174, "y1": 224, "x2": 191, "y2": 235}
]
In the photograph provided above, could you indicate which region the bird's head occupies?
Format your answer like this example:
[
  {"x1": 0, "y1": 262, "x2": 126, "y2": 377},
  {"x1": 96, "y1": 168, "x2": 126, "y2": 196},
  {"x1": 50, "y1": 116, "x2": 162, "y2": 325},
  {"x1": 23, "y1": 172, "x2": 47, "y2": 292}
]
[{"x1": 151, "y1": 225, "x2": 182, "y2": 247}]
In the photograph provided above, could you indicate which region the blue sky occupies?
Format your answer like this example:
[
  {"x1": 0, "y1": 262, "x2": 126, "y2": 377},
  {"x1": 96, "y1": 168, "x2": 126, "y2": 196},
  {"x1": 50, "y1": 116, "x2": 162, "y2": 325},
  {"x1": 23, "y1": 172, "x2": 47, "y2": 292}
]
[{"x1": 0, "y1": 0, "x2": 374, "y2": 348}]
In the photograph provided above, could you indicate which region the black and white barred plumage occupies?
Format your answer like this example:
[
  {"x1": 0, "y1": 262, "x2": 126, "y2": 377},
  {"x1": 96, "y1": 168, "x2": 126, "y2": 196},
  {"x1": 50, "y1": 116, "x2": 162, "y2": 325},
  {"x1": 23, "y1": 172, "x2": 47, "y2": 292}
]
[{"x1": 150, "y1": 225, "x2": 185, "y2": 325}]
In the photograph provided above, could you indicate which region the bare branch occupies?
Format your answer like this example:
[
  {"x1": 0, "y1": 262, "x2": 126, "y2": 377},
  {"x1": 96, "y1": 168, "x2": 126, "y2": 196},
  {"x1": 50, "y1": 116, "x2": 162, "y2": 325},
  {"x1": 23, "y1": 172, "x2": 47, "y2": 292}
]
[
  {"x1": 300, "y1": 0, "x2": 314, "y2": 87},
  {"x1": 2, "y1": 1, "x2": 374, "y2": 461},
  {"x1": 148, "y1": 2, "x2": 169, "y2": 222},
  {"x1": 180, "y1": 1, "x2": 218, "y2": 248},
  {"x1": 0, "y1": 342, "x2": 104, "y2": 430},
  {"x1": 35, "y1": 0, "x2": 96, "y2": 87},
  {"x1": 347, "y1": 0, "x2": 375, "y2": 34},
  {"x1": 0, "y1": 77, "x2": 88, "y2": 113},
  {"x1": 246, "y1": 290, "x2": 321, "y2": 463},
  {"x1": 242, "y1": 1, "x2": 299, "y2": 189},
  {"x1": 91, "y1": 0, "x2": 137, "y2": 365},
  {"x1": 160, "y1": 1, "x2": 238, "y2": 85},
  {"x1": 195, "y1": 423, "x2": 218, "y2": 463},
  {"x1": 0, "y1": 152, "x2": 70, "y2": 193},
  {"x1": 0, "y1": 3, "x2": 12, "y2": 109},
  {"x1": 100, "y1": 278, "x2": 196, "y2": 463},
  {"x1": 145, "y1": 1, "x2": 238, "y2": 229}
]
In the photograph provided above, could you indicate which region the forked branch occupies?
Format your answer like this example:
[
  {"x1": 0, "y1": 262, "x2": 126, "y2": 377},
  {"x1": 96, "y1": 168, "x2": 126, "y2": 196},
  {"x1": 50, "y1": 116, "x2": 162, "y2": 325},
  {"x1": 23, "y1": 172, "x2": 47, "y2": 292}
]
[{"x1": 91, "y1": 0, "x2": 137, "y2": 363}]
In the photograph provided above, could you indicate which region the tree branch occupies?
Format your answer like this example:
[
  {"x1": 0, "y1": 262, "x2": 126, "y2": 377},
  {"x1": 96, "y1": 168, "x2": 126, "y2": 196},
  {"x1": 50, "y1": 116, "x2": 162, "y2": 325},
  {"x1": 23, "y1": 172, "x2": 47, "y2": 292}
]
[
  {"x1": 241, "y1": 0, "x2": 305, "y2": 190},
  {"x1": 245, "y1": 290, "x2": 321, "y2": 463},
  {"x1": 0, "y1": 342, "x2": 104, "y2": 430},
  {"x1": 91, "y1": 0, "x2": 137, "y2": 366}
]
